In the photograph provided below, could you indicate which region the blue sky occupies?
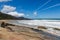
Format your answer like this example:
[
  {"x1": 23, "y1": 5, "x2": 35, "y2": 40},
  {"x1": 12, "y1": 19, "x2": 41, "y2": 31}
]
[{"x1": 0, "y1": 0, "x2": 60, "y2": 18}]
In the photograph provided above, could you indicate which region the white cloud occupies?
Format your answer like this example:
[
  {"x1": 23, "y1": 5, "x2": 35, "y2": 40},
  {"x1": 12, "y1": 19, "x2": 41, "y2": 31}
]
[
  {"x1": 1, "y1": 5, "x2": 25, "y2": 17},
  {"x1": 1, "y1": 5, "x2": 16, "y2": 13},
  {"x1": 0, "y1": 0, "x2": 11, "y2": 2},
  {"x1": 7, "y1": 11, "x2": 25, "y2": 17},
  {"x1": 34, "y1": 11, "x2": 37, "y2": 16}
]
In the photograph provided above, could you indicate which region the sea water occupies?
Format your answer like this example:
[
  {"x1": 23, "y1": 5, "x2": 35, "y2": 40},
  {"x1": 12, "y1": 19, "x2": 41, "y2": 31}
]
[
  {"x1": 18, "y1": 20, "x2": 60, "y2": 28},
  {"x1": 7, "y1": 20, "x2": 60, "y2": 28}
]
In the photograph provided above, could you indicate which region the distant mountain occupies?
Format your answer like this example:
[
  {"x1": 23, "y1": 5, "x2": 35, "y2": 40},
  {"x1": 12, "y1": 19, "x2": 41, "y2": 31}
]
[{"x1": 0, "y1": 12, "x2": 31, "y2": 20}]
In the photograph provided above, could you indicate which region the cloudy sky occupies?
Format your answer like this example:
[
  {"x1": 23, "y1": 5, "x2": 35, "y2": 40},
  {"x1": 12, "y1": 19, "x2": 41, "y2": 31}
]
[{"x1": 0, "y1": 0, "x2": 60, "y2": 18}]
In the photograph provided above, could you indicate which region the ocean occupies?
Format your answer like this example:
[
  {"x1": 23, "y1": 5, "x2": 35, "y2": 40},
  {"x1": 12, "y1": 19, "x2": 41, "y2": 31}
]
[
  {"x1": 17, "y1": 20, "x2": 60, "y2": 28},
  {"x1": 7, "y1": 20, "x2": 60, "y2": 28}
]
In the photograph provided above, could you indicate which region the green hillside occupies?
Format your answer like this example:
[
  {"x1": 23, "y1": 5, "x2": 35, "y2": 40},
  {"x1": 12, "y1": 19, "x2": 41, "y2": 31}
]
[{"x1": 0, "y1": 12, "x2": 31, "y2": 20}]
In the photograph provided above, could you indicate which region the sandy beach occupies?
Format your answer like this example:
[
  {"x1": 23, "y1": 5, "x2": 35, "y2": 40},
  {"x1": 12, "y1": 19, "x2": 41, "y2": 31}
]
[{"x1": 0, "y1": 20, "x2": 60, "y2": 40}]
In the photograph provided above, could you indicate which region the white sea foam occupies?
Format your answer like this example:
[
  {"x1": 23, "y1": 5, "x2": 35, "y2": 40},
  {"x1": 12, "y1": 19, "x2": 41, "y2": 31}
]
[
  {"x1": 7, "y1": 20, "x2": 60, "y2": 28},
  {"x1": 18, "y1": 20, "x2": 60, "y2": 28}
]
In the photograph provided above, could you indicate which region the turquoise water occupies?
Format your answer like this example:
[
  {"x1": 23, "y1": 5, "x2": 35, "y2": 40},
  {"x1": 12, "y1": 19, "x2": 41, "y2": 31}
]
[{"x1": 34, "y1": 18, "x2": 60, "y2": 20}]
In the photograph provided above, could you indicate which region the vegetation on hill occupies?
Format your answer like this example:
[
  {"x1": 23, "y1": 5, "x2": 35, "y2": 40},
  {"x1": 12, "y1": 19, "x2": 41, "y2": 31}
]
[{"x1": 0, "y1": 12, "x2": 31, "y2": 20}]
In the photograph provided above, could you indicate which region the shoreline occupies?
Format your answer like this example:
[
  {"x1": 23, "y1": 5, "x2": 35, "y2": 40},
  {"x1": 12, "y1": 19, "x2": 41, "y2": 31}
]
[
  {"x1": 0, "y1": 20, "x2": 60, "y2": 40},
  {"x1": 0, "y1": 20, "x2": 60, "y2": 36}
]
